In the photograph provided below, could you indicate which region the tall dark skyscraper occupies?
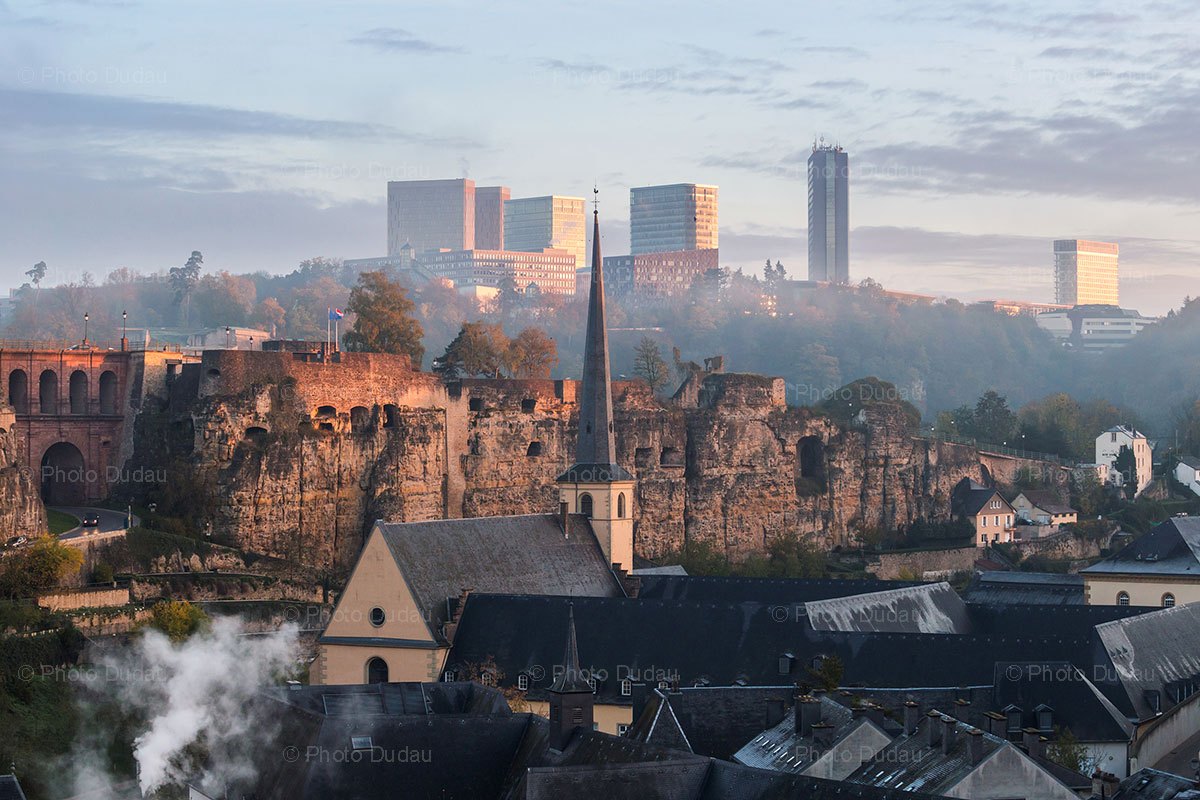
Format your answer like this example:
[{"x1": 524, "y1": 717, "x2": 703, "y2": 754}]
[{"x1": 807, "y1": 142, "x2": 849, "y2": 283}]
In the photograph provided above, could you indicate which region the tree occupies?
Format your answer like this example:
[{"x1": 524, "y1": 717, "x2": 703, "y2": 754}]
[
  {"x1": 633, "y1": 337, "x2": 670, "y2": 393},
  {"x1": 1114, "y1": 445, "x2": 1138, "y2": 500},
  {"x1": 147, "y1": 600, "x2": 208, "y2": 642},
  {"x1": 251, "y1": 297, "x2": 287, "y2": 336},
  {"x1": 341, "y1": 270, "x2": 425, "y2": 366},
  {"x1": 193, "y1": 271, "x2": 256, "y2": 327},
  {"x1": 972, "y1": 390, "x2": 1017, "y2": 444},
  {"x1": 1045, "y1": 727, "x2": 1090, "y2": 775},
  {"x1": 808, "y1": 655, "x2": 844, "y2": 691},
  {"x1": 25, "y1": 261, "x2": 47, "y2": 314},
  {"x1": 439, "y1": 322, "x2": 508, "y2": 378},
  {"x1": 169, "y1": 250, "x2": 203, "y2": 326},
  {"x1": 507, "y1": 327, "x2": 558, "y2": 378},
  {"x1": 0, "y1": 536, "x2": 83, "y2": 599},
  {"x1": 774, "y1": 260, "x2": 787, "y2": 281}
]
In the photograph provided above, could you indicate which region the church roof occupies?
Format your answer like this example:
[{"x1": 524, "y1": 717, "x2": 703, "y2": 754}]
[
  {"x1": 373, "y1": 513, "x2": 623, "y2": 642},
  {"x1": 549, "y1": 603, "x2": 595, "y2": 694}
]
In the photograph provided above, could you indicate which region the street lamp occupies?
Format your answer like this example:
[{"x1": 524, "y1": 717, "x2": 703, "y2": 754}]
[
  {"x1": 226, "y1": 326, "x2": 232, "y2": 348},
  {"x1": 83, "y1": 312, "x2": 89, "y2": 345}
]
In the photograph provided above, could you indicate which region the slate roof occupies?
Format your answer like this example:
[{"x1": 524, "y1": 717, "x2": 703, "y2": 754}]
[
  {"x1": 952, "y1": 478, "x2": 1007, "y2": 517},
  {"x1": 966, "y1": 601, "x2": 1151, "y2": 638},
  {"x1": 375, "y1": 513, "x2": 623, "y2": 640},
  {"x1": 636, "y1": 575, "x2": 922, "y2": 604},
  {"x1": 1094, "y1": 603, "x2": 1200, "y2": 719},
  {"x1": 846, "y1": 712, "x2": 1009, "y2": 794},
  {"x1": 266, "y1": 680, "x2": 511, "y2": 717},
  {"x1": 732, "y1": 695, "x2": 873, "y2": 774},
  {"x1": 1112, "y1": 769, "x2": 1200, "y2": 799},
  {"x1": 628, "y1": 686, "x2": 798, "y2": 760},
  {"x1": 446, "y1": 595, "x2": 1108, "y2": 706},
  {"x1": 1178, "y1": 455, "x2": 1200, "y2": 471},
  {"x1": 625, "y1": 689, "x2": 694, "y2": 753},
  {"x1": 0, "y1": 776, "x2": 27, "y2": 800},
  {"x1": 963, "y1": 571, "x2": 1085, "y2": 606},
  {"x1": 1082, "y1": 517, "x2": 1200, "y2": 577},
  {"x1": 1016, "y1": 490, "x2": 1077, "y2": 516},
  {"x1": 991, "y1": 662, "x2": 1135, "y2": 742},
  {"x1": 697, "y1": 761, "x2": 953, "y2": 800},
  {"x1": 805, "y1": 582, "x2": 970, "y2": 635}
]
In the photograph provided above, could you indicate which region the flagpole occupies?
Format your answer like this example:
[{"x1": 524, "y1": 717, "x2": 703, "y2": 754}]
[{"x1": 326, "y1": 307, "x2": 331, "y2": 354}]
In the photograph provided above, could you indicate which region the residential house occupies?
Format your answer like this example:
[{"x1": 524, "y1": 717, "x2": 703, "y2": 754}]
[
  {"x1": 952, "y1": 478, "x2": 1016, "y2": 546},
  {"x1": 1172, "y1": 456, "x2": 1200, "y2": 497},
  {"x1": 1011, "y1": 490, "x2": 1078, "y2": 533},
  {"x1": 1096, "y1": 426, "x2": 1153, "y2": 497},
  {"x1": 1081, "y1": 517, "x2": 1200, "y2": 607},
  {"x1": 1104, "y1": 769, "x2": 1200, "y2": 799}
]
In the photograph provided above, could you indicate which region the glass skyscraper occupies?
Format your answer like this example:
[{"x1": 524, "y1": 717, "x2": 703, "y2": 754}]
[
  {"x1": 629, "y1": 184, "x2": 718, "y2": 255},
  {"x1": 1054, "y1": 239, "x2": 1119, "y2": 306},
  {"x1": 807, "y1": 144, "x2": 849, "y2": 283},
  {"x1": 504, "y1": 195, "x2": 587, "y2": 269},
  {"x1": 387, "y1": 178, "x2": 476, "y2": 256}
]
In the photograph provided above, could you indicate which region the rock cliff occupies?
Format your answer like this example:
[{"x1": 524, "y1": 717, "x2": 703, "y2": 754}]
[
  {"x1": 126, "y1": 351, "x2": 993, "y2": 571},
  {"x1": 0, "y1": 405, "x2": 46, "y2": 537}
]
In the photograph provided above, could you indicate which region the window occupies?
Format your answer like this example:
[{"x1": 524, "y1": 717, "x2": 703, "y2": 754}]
[
  {"x1": 366, "y1": 657, "x2": 388, "y2": 684},
  {"x1": 617, "y1": 493, "x2": 626, "y2": 519},
  {"x1": 617, "y1": 724, "x2": 630, "y2": 736},
  {"x1": 443, "y1": 670, "x2": 456, "y2": 682},
  {"x1": 351, "y1": 736, "x2": 373, "y2": 750},
  {"x1": 657, "y1": 680, "x2": 669, "y2": 690},
  {"x1": 1163, "y1": 593, "x2": 1176, "y2": 608},
  {"x1": 620, "y1": 679, "x2": 632, "y2": 696},
  {"x1": 571, "y1": 707, "x2": 584, "y2": 724},
  {"x1": 481, "y1": 671, "x2": 495, "y2": 687},
  {"x1": 1117, "y1": 592, "x2": 1130, "y2": 607},
  {"x1": 518, "y1": 673, "x2": 529, "y2": 691},
  {"x1": 369, "y1": 607, "x2": 386, "y2": 627},
  {"x1": 579, "y1": 493, "x2": 593, "y2": 518}
]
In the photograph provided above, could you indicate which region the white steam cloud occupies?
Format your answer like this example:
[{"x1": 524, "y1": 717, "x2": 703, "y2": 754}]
[{"x1": 81, "y1": 615, "x2": 299, "y2": 796}]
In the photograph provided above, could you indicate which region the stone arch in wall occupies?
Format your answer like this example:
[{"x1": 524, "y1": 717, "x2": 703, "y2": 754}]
[
  {"x1": 69, "y1": 370, "x2": 88, "y2": 415},
  {"x1": 99, "y1": 370, "x2": 118, "y2": 415},
  {"x1": 797, "y1": 436, "x2": 826, "y2": 493},
  {"x1": 40, "y1": 441, "x2": 86, "y2": 505},
  {"x1": 7, "y1": 369, "x2": 29, "y2": 413},
  {"x1": 39, "y1": 369, "x2": 58, "y2": 414}
]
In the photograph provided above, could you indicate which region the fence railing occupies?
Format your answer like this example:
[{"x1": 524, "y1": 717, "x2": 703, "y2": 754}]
[
  {"x1": 0, "y1": 339, "x2": 185, "y2": 353},
  {"x1": 914, "y1": 429, "x2": 1064, "y2": 464}
]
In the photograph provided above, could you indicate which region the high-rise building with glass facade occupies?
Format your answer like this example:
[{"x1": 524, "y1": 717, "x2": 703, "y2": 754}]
[
  {"x1": 387, "y1": 178, "x2": 476, "y2": 256},
  {"x1": 629, "y1": 184, "x2": 718, "y2": 255},
  {"x1": 504, "y1": 195, "x2": 586, "y2": 269},
  {"x1": 474, "y1": 186, "x2": 510, "y2": 250},
  {"x1": 1054, "y1": 239, "x2": 1119, "y2": 306},
  {"x1": 807, "y1": 144, "x2": 849, "y2": 283}
]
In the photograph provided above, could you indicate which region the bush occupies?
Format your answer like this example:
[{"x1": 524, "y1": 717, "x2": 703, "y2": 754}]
[
  {"x1": 146, "y1": 601, "x2": 208, "y2": 642},
  {"x1": 0, "y1": 537, "x2": 84, "y2": 600},
  {"x1": 92, "y1": 562, "x2": 115, "y2": 584}
]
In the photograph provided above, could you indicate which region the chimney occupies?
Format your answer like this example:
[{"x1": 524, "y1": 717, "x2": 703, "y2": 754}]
[
  {"x1": 1022, "y1": 728, "x2": 1044, "y2": 759},
  {"x1": 903, "y1": 701, "x2": 921, "y2": 736},
  {"x1": 811, "y1": 722, "x2": 836, "y2": 747},
  {"x1": 631, "y1": 683, "x2": 649, "y2": 723},
  {"x1": 559, "y1": 501, "x2": 569, "y2": 536},
  {"x1": 925, "y1": 711, "x2": 943, "y2": 748},
  {"x1": 866, "y1": 704, "x2": 886, "y2": 728},
  {"x1": 941, "y1": 716, "x2": 958, "y2": 755},
  {"x1": 984, "y1": 711, "x2": 1007, "y2": 739},
  {"x1": 797, "y1": 695, "x2": 823, "y2": 736},
  {"x1": 1092, "y1": 770, "x2": 1105, "y2": 799},
  {"x1": 1102, "y1": 773, "x2": 1120, "y2": 798},
  {"x1": 968, "y1": 728, "x2": 985, "y2": 765}
]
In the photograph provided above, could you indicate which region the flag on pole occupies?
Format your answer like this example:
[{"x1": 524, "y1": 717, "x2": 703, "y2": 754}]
[{"x1": 329, "y1": 308, "x2": 345, "y2": 321}]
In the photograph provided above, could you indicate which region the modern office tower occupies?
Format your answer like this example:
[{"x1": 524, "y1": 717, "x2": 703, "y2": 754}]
[
  {"x1": 1054, "y1": 239, "x2": 1119, "y2": 306},
  {"x1": 474, "y1": 186, "x2": 510, "y2": 250},
  {"x1": 629, "y1": 183, "x2": 718, "y2": 255},
  {"x1": 387, "y1": 178, "x2": 475, "y2": 256},
  {"x1": 807, "y1": 142, "x2": 849, "y2": 283},
  {"x1": 504, "y1": 195, "x2": 587, "y2": 269},
  {"x1": 602, "y1": 249, "x2": 719, "y2": 300}
]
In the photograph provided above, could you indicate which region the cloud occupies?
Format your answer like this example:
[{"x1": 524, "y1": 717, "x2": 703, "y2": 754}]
[
  {"x1": 1038, "y1": 46, "x2": 1130, "y2": 60},
  {"x1": 0, "y1": 87, "x2": 480, "y2": 148},
  {"x1": 347, "y1": 27, "x2": 463, "y2": 54}
]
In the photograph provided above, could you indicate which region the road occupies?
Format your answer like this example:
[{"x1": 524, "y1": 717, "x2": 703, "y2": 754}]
[{"x1": 54, "y1": 506, "x2": 140, "y2": 542}]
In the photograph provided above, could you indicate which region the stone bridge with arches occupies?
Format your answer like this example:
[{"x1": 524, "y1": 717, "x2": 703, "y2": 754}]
[{"x1": 0, "y1": 344, "x2": 186, "y2": 504}]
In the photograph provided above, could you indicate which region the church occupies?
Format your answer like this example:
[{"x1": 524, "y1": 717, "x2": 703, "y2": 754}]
[{"x1": 312, "y1": 200, "x2": 641, "y2": 687}]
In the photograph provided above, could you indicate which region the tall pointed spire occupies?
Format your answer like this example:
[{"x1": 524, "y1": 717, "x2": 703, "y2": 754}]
[
  {"x1": 549, "y1": 602, "x2": 591, "y2": 693},
  {"x1": 559, "y1": 190, "x2": 632, "y2": 482}
]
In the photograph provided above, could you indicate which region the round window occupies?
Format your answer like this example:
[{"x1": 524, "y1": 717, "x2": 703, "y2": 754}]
[{"x1": 369, "y1": 607, "x2": 386, "y2": 627}]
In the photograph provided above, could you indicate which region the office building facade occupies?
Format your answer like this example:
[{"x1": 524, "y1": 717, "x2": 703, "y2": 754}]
[
  {"x1": 415, "y1": 248, "x2": 577, "y2": 296},
  {"x1": 504, "y1": 195, "x2": 587, "y2": 269},
  {"x1": 807, "y1": 143, "x2": 849, "y2": 283},
  {"x1": 1054, "y1": 239, "x2": 1119, "y2": 306},
  {"x1": 387, "y1": 178, "x2": 476, "y2": 256},
  {"x1": 602, "y1": 248, "x2": 719, "y2": 300},
  {"x1": 474, "y1": 186, "x2": 510, "y2": 250},
  {"x1": 629, "y1": 184, "x2": 718, "y2": 255}
]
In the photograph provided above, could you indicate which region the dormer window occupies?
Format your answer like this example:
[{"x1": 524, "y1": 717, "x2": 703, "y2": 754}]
[
  {"x1": 621, "y1": 679, "x2": 632, "y2": 696},
  {"x1": 518, "y1": 673, "x2": 529, "y2": 691}
]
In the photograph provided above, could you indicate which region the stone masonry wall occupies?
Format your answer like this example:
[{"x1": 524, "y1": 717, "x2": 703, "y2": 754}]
[{"x1": 0, "y1": 405, "x2": 45, "y2": 536}]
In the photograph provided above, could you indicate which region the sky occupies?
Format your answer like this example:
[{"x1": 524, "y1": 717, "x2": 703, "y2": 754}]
[{"x1": 1, "y1": 0, "x2": 1199, "y2": 314}]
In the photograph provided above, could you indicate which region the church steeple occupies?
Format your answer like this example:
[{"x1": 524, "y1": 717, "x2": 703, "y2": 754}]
[
  {"x1": 548, "y1": 602, "x2": 594, "y2": 751},
  {"x1": 557, "y1": 189, "x2": 636, "y2": 573}
]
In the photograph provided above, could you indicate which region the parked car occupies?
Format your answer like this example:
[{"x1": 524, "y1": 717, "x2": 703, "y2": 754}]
[{"x1": 81, "y1": 514, "x2": 101, "y2": 528}]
